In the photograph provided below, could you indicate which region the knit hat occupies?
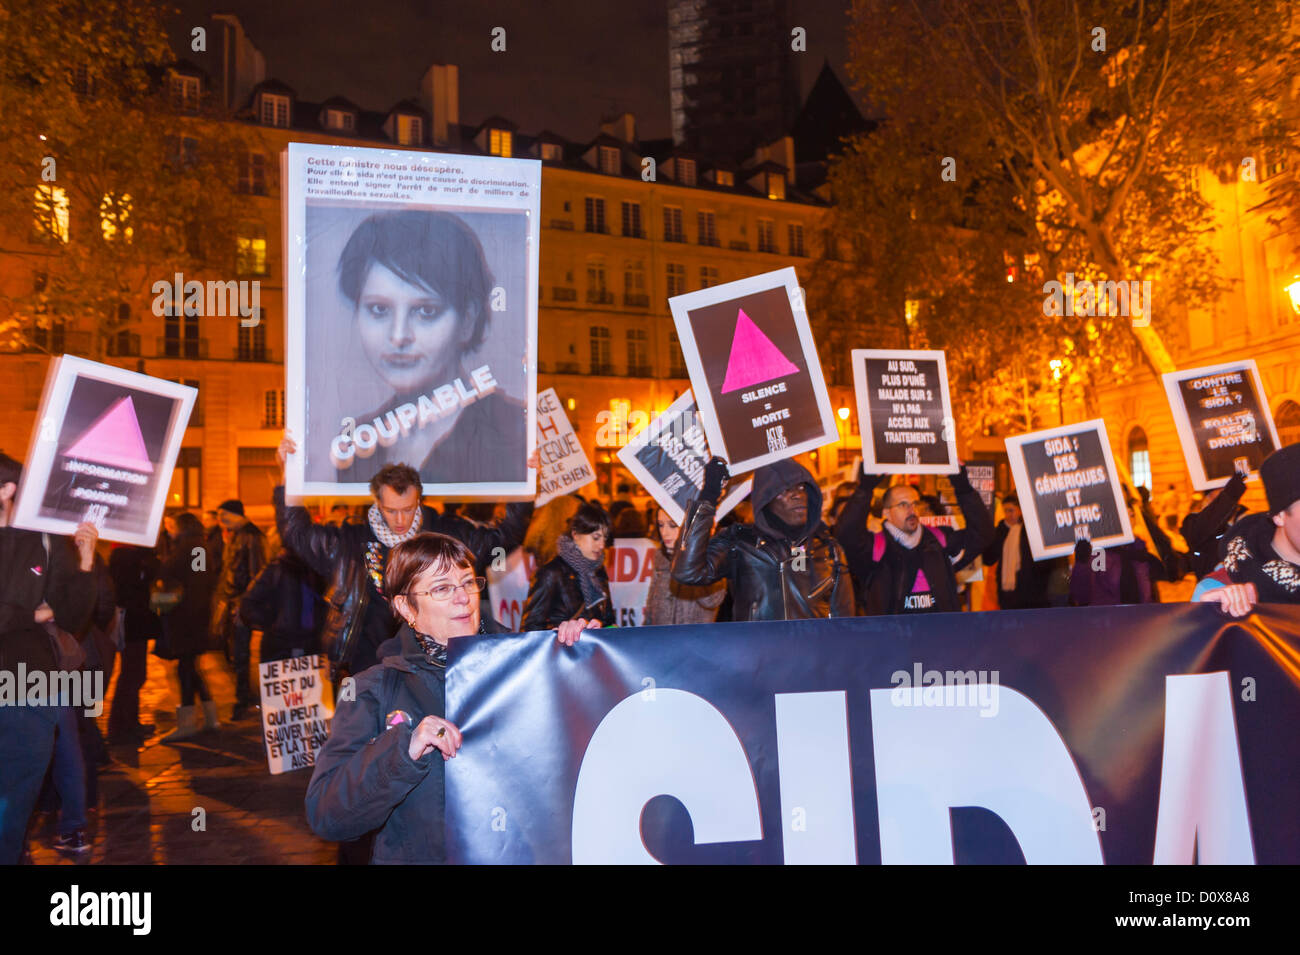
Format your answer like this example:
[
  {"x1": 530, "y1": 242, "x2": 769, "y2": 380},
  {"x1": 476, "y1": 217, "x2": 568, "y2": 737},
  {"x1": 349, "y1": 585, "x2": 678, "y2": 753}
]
[
  {"x1": 1260, "y1": 444, "x2": 1300, "y2": 515},
  {"x1": 217, "y1": 499, "x2": 245, "y2": 517}
]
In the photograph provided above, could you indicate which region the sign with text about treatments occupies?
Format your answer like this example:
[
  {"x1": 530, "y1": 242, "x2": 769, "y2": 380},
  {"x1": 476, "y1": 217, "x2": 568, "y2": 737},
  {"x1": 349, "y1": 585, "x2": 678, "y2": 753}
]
[{"x1": 852, "y1": 349, "x2": 958, "y2": 475}]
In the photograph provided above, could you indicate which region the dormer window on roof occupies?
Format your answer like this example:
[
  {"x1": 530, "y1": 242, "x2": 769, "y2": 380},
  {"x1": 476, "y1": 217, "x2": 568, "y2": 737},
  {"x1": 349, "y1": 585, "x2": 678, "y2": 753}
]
[
  {"x1": 489, "y1": 128, "x2": 513, "y2": 157},
  {"x1": 767, "y1": 172, "x2": 786, "y2": 201},
  {"x1": 677, "y1": 158, "x2": 696, "y2": 186},
  {"x1": 325, "y1": 108, "x2": 355, "y2": 132},
  {"x1": 540, "y1": 142, "x2": 562, "y2": 162},
  {"x1": 714, "y1": 169, "x2": 735, "y2": 187},
  {"x1": 260, "y1": 92, "x2": 290, "y2": 128},
  {"x1": 396, "y1": 114, "x2": 423, "y2": 146},
  {"x1": 598, "y1": 146, "x2": 620, "y2": 175},
  {"x1": 170, "y1": 74, "x2": 200, "y2": 112}
]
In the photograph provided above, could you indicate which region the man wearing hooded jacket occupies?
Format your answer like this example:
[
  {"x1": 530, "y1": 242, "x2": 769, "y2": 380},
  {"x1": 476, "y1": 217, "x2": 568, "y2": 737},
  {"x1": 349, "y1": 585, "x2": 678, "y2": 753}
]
[
  {"x1": 671, "y1": 456, "x2": 854, "y2": 620},
  {"x1": 835, "y1": 463, "x2": 995, "y2": 615}
]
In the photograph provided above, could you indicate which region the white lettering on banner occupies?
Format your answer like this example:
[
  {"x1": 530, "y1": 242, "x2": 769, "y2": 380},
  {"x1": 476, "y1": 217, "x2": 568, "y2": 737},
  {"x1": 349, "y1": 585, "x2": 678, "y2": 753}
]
[
  {"x1": 774, "y1": 692, "x2": 857, "y2": 864},
  {"x1": 571, "y1": 689, "x2": 762, "y2": 864},
  {"x1": 868, "y1": 686, "x2": 1102, "y2": 864},
  {"x1": 1152, "y1": 672, "x2": 1255, "y2": 864}
]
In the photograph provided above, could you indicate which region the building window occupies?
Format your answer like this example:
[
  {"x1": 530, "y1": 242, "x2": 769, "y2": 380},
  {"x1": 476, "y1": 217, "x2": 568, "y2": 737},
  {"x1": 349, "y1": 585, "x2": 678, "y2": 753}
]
[
  {"x1": 1128, "y1": 427, "x2": 1151, "y2": 491},
  {"x1": 624, "y1": 261, "x2": 648, "y2": 306},
  {"x1": 699, "y1": 266, "x2": 719, "y2": 289},
  {"x1": 236, "y1": 222, "x2": 267, "y2": 275},
  {"x1": 584, "y1": 196, "x2": 607, "y2": 233},
  {"x1": 677, "y1": 158, "x2": 697, "y2": 186},
  {"x1": 170, "y1": 74, "x2": 200, "y2": 111},
  {"x1": 663, "y1": 206, "x2": 684, "y2": 242},
  {"x1": 599, "y1": 145, "x2": 621, "y2": 175},
  {"x1": 669, "y1": 330, "x2": 688, "y2": 378},
  {"x1": 32, "y1": 318, "x2": 66, "y2": 353},
  {"x1": 627, "y1": 328, "x2": 649, "y2": 375},
  {"x1": 621, "y1": 201, "x2": 643, "y2": 238},
  {"x1": 666, "y1": 262, "x2": 687, "y2": 298},
  {"x1": 260, "y1": 93, "x2": 290, "y2": 127},
  {"x1": 590, "y1": 326, "x2": 612, "y2": 374},
  {"x1": 164, "y1": 309, "x2": 200, "y2": 358},
  {"x1": 396, "y1": 114, "x2": 423, "y2": 145},
  {"x1": 237, "y1": 152, "x2": 267, "y2": 195},
  {"x1": 170, "y1": 136, "x2": 198, "y2": 169},
  {"x1": 325, "y1": 108, "x2": 354, "y2": 131},
  {"x1": 489, "y1": 128, "x2": 513, "y2": 157},
  {"x1": 1276, "y1": 400, "x2": 1300, "y2": 447},
  {"x1": 697, "y1": 210, "x2": 717, "y2": 246},
  {"x1": 99, "y1": 193, "x2": 132, "y2": 242},
  {"x1": 757, "y1": 218, "x2": 776, "y2": 253},
  {"x1": 33, "y1": 185, "x2": 70, "y2": 243},
  {"x1": 263, "y1": 390, "x2": 285, "y2": 429},
  {"x1": 788, "y1": 223, "x2": 805, "y2": 257},
  {"x1": 714, "y1": 169, "x2": 734, "y2": 187},
  {"x1": 541, "y1": 142, "x2": 562, "y2": 162},
  {"x1": 586, "y1": 258, "x2": 611, "y2": 304},
  {"x1": 168, "y1": 447, "x2": 202, "y2": 509},
  {"x1": 238, "y1": 322, "x2": 268, "y2": 361},
  {"x1": 767, "y1": 173, "x2": 786, "y2": 201}
]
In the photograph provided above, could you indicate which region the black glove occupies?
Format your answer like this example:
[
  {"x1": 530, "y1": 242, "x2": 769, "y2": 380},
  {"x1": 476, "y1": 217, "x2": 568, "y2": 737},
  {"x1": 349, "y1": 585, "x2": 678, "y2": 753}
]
[
  {"x1": 700, "y1": 456, "x2": 730, "y2": 506},
  {"x1": 857, "y1": 462, "x2": 886, "y2": 494},
  {"x1": 1137, "y1": 484, "x2": 1151, "y2": 507},
  {"x1": 949, "y1": 463, "x2": 973, "y2": 494}
]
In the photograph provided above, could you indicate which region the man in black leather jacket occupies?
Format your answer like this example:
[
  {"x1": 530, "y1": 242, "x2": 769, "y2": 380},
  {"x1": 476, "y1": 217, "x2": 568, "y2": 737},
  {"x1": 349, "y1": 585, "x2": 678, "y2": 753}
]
[
  {"x1": 273, "y1": 435, "x2": 531, "y2": 682},
  {"x1": 671, "y1": 456, "x2": 854, "y2": 620},
  {"x1": 210, "y1": 499, "x2": 267, "y2": 719}
]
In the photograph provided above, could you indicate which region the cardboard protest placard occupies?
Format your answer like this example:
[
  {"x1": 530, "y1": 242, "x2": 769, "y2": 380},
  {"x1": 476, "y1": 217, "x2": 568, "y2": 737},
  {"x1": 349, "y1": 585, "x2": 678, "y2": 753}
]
[
  {"x1": 617, "y1": 389, "x2": 753, "y2": 524},
  {"x1": 669, "y1": 268, "x2": 837, "y2": 472},
  {"x1": 1005, "y1": 419, "x2": 1133, "y2": 560},
  {"x1": 258, "y1": 654, "x2": 333, "y2": 775},
  {"x1": 486, "y1": 547, "x2": 535, "y2": 632},
  {"x1": 606, "y1": 537, "x2": 656, "y2": 628},
  {"x1": 1162, "y1": 360, "x2": 1279, "y2": 490},
  {"x1": 283, "y1": 142, "x2": 540, "y2": 498},
  {"x1": 487, "y1": 540, "x2": 654, "y2": 631},
  {"x1": 12, "y1": 357, "x2": 195, "y2": 546},
  {"x1": 851, "y1": 348, "x2": 958, "y2": 475},
  {"x1": 535, "y1": 388, "x2": 595, "y2": 506}
]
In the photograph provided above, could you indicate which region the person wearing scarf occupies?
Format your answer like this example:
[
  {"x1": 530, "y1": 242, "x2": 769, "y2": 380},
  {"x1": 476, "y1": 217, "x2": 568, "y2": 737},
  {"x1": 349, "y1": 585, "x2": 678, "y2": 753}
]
[
  {"x1": 1195, "y1": 444, "x2": 1300, "y2": 616},
  {"x1": 306, "y1": 532, "x2": 598, "y2": 864},
  {"x1": 835, "y1": 463, "x2": 995, "y2": 615},
  {"x1": 521, "y1": 501, "x2": 617, "y2": 631}
]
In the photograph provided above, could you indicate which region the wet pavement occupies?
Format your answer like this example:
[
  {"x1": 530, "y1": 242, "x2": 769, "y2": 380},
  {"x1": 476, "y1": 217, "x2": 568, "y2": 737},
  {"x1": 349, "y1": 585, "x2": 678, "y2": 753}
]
[{"x1": 26, "y1": 641, "x2": 336, "y2": 866}]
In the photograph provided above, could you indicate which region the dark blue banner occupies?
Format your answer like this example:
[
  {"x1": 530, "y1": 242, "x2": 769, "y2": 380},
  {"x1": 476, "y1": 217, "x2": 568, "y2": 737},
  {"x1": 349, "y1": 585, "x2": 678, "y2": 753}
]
[{"x1": 445, "y1": 604, "x2": 1300, "y2": 864}]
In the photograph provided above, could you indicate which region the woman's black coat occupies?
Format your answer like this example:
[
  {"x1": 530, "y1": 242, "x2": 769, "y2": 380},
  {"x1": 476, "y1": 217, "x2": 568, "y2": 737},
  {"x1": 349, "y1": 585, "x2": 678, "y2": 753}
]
[
  {"x1": 519, "y1": 555, "x2": 616, "y2": 632},
  {"x1": 155, "y1": 529, "x2": 217, "y2": 658}
]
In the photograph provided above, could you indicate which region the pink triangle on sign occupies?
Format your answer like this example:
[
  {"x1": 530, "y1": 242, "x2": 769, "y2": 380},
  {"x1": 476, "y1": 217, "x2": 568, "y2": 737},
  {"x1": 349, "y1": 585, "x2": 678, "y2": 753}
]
[
  {"x1": 62, "y1": 396, "x2": 155, "y2": 473},
  {"x1": 719, "y1": 308, "x2": 800, "y2": 393}
]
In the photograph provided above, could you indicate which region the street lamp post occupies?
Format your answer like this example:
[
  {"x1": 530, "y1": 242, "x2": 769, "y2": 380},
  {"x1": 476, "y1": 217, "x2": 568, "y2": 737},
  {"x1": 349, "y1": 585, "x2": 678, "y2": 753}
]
[{"x1": 1049, "y1": 359, "x2": 1064, "y2": 426}]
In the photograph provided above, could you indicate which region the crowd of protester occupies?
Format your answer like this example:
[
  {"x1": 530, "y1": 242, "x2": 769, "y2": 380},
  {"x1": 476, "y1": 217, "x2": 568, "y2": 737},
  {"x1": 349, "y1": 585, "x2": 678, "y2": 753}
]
[{"x1": 1, "y1": 436, "x2": 1297, "y2": 865}]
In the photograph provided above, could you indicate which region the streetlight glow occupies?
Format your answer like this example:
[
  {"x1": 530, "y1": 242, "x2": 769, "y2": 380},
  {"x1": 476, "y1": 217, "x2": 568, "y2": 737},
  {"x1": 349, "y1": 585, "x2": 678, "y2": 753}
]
[
  {"x1": 1286, "y1": 276, "x2": 1300, "y2": 316},
  {"x1": 837, "y1": 406, "x2": 851, "y2": 421}
]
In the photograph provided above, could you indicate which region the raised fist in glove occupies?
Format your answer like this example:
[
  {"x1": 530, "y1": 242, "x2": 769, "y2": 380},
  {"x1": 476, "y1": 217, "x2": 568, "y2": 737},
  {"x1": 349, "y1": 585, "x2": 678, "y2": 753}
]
[{"x1": 700, "y1": 456, "x2": 730, "y2": 507}]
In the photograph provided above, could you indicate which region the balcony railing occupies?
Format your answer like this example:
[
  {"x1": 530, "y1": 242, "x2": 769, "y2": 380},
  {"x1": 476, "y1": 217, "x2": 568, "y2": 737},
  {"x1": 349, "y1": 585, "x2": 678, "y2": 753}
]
[
  {"x1": 626, "y1": 364, "x2": 653, "y2": 378},
  {"x1": 156, "y1": 336, "x2": 209, "y2": 359},
  {"x1": 236, "y1": 345, "x2": 271, "y2": 362},
  {"x1": 549, "y1": 219, "x2": 574, "y2": 230},
  {"x1": 728, "y1": 240, "x2": 750, "y2": 252},
  {"x1": 623, "y1": 293, "x2": 650, "y2": 308},
  {"x1": 698, "y1": 236, "x2": 720, "y2": 247},
  {"x1": 586, "y1": 289, "x2": 615, "y2": 305},
  {"x1": 552, "y1": 286, "x2": 577, "y2": 302},
  {"x1": 669, "y1": 364, "x2": 689, "y2": 379},
  {"x1": 106, "y1": 333, "x2": 141, "y2": 357},
  {"x1": 590, "y1": 362, "x2": 614, "y2": 376},
  {"x1": 555, "y1": 361, "x2": 580, "y2": 374}
]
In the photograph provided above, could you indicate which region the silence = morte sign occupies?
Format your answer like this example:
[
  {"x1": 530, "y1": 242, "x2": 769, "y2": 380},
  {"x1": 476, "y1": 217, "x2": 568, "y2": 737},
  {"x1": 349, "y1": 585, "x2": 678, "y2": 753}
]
[
  {"x1": 1162, "y1": 360, "x2": 1280, "y2": 490},
  {"x1": 669, "y1": 268, "x2": 837, "y2": 473},
  {"x1": 536, "y1": 387, "x2": 595, "y2": 506},
  {"x1": 616, "y1": 389, "x2": 753, "y2": 525},
  {"x1": 1004, "y1": 419, "x2": 1133, "y2": 560},
  {"x1": 851, "y1": 348, "x2": 958, "y2": 475},
  {"x1": 258, "y1": 654, "x2": 334, "y2": 775},
  {"x1": 12, "y1": 356, "x2": 196, "y2": 546}
]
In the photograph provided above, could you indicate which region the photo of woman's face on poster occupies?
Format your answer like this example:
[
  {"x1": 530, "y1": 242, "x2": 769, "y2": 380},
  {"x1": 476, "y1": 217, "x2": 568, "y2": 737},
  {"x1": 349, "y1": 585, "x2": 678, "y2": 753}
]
[{"x1": 302, "y1": 204, "x2": 530, "y2": 489}]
